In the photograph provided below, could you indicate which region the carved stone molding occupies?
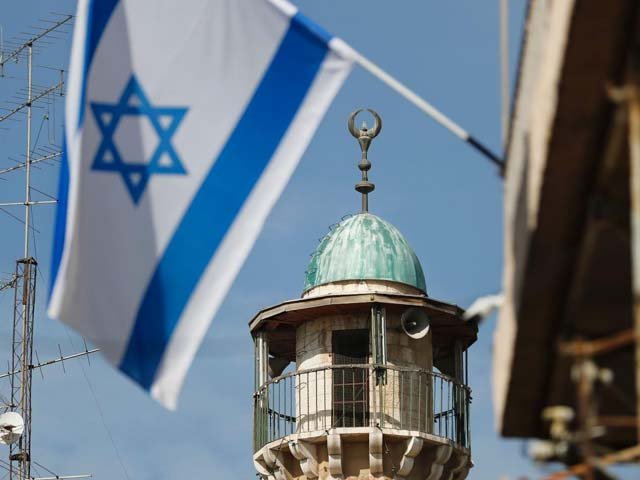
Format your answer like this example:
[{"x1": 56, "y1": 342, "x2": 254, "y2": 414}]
[
  {"x1": 289, "y1": 440, "x2": 319, "y2": 479},
  {"x1": 425, "y1": 445, "x2": 453, "y2": 480},
  {"x1": 369, "y1": 430, "x2": 384, "y2": 476},
  {"x1": 263, "y1": 447, "x2": 287, "y2": 480},
  {"x1": 254, "y1": 430, "x2": 471, "y2": 480},
  {"x1": 253, "y1": 457, "x2": 275, "y2": 480},
  {"x1": 395, "y1": 436, "x2": 424, "y2": 480},
  {"x1": 327, "y1": 433, "x2": 343, "y2": 479},
  {"x1": 448, "y1": 454, "x2": 471, "y2": 480}
]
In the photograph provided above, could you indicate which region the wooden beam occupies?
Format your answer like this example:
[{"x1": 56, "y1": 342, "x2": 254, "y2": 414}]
[
  {"x1": 558, "y1": 329, "x2": 635, "y2": 357},
  {"x1": 544, "y1": 444, "x2": 640, "y2": 479},
  {"x1": 628, "y1": 85, "x2": 640, "y2": 445}
]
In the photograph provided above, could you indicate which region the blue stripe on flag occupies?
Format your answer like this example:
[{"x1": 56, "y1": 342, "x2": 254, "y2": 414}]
[
  {"x1": 119, "y1": 14, "x2": 331, "y2": 389},
  {"x1": 50, "y1": 141, "x2": 70, "y2": 294},
  {"x1": 50, "y1": 0, "x2": 119, "y2": 297},
  {"x1": 80, "y1": 0, "x2": 120, "y2": 126}
]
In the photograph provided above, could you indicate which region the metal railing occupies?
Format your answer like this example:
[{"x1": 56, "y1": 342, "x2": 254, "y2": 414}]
[{"x1": 253, "y1": 364, "x2": 471, "y2": 451}]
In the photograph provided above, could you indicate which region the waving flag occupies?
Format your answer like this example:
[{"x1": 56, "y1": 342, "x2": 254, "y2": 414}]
[{"x1": 48, "y1": 0, "x2": 354, "y2": 408}]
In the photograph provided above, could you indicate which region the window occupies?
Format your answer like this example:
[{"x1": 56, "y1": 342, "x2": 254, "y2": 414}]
[{"x1": 332, "y1": 329, "x2": 369, "y2": 427}]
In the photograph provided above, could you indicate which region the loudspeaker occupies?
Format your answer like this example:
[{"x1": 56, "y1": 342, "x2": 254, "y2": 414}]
[{"x1": 400, "y1": 308, "x2": 430, "y2": 339}]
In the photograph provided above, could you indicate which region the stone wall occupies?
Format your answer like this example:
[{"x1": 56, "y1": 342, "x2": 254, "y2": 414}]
[{"x1": 294, "y1": 306, "x2": 434, "y2": 435}]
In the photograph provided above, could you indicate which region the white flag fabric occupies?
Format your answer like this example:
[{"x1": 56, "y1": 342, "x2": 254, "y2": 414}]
[{"x1": 48, "y1": 0, "x2": 354, "y2": 409}]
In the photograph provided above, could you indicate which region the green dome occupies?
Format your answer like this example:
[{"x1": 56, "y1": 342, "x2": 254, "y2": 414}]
[{"x1": 304, "y1": 213, "x2": 427, "y2": 294}]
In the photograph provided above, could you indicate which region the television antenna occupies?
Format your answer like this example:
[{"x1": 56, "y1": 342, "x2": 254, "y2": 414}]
[{"x1": 0, "y1": 13, "x2": 96, "y2": 480}]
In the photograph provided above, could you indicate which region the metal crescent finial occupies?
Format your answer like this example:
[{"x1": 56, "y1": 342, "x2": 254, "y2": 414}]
[
  {"x1": 348, "y1": 108, "x2": 382, "y2": 141},
  {"x1": 348, "y1": 108, "x2": 381, "y2": 213},
  {"x1": 347, "y1": 109, "x2": 363, "y2": 138}
]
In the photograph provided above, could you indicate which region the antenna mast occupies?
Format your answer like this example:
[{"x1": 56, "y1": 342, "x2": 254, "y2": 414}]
[
  {"x1": 0, "y1": 14, "x2": 95, "y2": 480},
  {"x1": 8, "y1": 258, "x2": 36, "y2": 479}
]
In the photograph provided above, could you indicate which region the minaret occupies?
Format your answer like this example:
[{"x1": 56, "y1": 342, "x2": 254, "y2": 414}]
[{"x1": 250, "y1": 110, "x2": 476, "y2": 480}]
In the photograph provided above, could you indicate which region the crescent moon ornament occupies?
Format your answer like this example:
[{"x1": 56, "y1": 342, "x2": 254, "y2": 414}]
[
  {"x1": 348, "y1": 108, "x2": 381, "y2": 213},
  {"x1": 348, "y1": 108, "x2": 382, "y2": 141}
]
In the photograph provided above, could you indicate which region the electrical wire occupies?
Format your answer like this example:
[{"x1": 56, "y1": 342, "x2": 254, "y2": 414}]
[
  {"x1": 30, "y1": 461, "x2": 43, "y2": 479},
  {"x1": 30, "y1": 113, "x2": 46, "y2": 155},
  {"x1": 63, "y1": 327, "x2": 131, "y2": 480},
  {"x1": 0, "y1": 207, "x2": 40, "y2": 233},
  {"x1": 32, "y1": 459, "x2": 58, "y2": 478},
  {"x1": 29, "y1": 185, "x2": 56, "y2": 201}
]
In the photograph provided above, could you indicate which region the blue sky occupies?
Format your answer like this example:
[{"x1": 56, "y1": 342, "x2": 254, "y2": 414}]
[{"x1": 0, "y1": 1, "x2": 563, "y2": 479}]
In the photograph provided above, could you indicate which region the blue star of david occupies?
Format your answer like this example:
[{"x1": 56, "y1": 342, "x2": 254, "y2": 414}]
[{"x1": 90, "y1": 75, "x2": 188, "y2": 203}]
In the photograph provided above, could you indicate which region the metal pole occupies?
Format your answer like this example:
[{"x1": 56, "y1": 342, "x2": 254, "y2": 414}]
[
  {"x1": 350, "y1": 48, "x2": 505, "y2": 170},
  {"x1": 8, "y1": 264, "x2": 19, "y2": 480},
  {"x1": 21, "y1": 261, "x2": 34, "y2": 480},
  {"x1": 0, "y1": 348, "x2": 100, "y2": 380},
  {"x1": 575, "y1": 355, "x2": 596, "y2": 480},
  {"x1": 9, "y1": 258, "x2": 36, "y2": 480},
  {"x1": 23, "y1": 43, "x2": 32, "y2": 259},
  {"x1": 9, "y1": 40, "x2": 36, "y2": 480},
  {"x1": 627, "y1": 86, "x2": 640, "y2": 444},
  {"x1": 31, "y1": 475, "x2": 92, "y2": 480},
  {"x1": 0, "y1": 201, "x2": 57, "y2": 207},
  {"x1": 19, "y1": 46, "x2": 34, "y2": 480},
  {"x1": 0, "y1": 25, "x2": 4, "y2": 77}
]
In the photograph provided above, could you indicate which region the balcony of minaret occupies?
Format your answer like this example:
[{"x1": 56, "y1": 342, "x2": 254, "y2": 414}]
[{"x1": 250, "y1": 281, "x2": 475, "y2": 480}]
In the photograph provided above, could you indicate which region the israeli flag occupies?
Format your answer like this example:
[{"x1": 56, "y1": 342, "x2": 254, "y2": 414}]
[{"x1": 48, "y1": 0, "x2": 354, "y2": 409}]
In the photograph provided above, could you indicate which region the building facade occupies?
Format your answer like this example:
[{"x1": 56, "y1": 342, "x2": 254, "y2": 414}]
[{"x1": 495, "y1": 0, "x2": 639, "y2": 474}]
